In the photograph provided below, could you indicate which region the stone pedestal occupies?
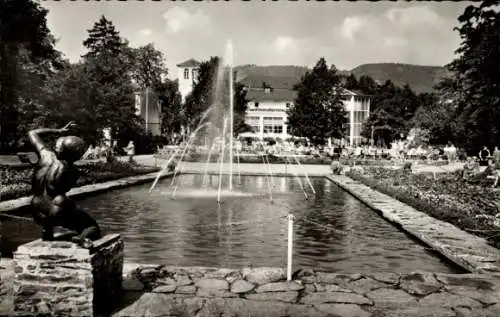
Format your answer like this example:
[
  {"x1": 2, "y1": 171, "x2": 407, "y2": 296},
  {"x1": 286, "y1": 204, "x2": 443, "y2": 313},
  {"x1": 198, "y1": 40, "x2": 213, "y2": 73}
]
[{"x1": 12, "y1": 234, "x2": 124, "y2": 316}]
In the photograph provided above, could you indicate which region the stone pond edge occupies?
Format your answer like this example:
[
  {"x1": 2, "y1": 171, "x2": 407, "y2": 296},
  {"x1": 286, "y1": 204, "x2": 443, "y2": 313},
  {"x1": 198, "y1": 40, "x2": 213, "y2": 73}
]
[{"x1": 326, "y1": 174, "x2": 500, "y2": 276}]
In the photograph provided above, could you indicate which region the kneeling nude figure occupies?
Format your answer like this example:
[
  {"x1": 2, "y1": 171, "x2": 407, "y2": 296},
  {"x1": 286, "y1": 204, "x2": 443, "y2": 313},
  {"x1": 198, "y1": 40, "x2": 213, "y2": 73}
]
[{"x1": 28, "y1": 122, "x2": 101, "y2": 249}]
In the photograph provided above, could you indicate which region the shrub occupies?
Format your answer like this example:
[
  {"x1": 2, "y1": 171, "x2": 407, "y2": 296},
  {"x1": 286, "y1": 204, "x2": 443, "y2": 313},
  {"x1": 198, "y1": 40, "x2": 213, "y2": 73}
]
[
  {"x1": 350, "y1": 166, "x2": 364, "y2": 175},
  {"x1": 330, "y1": 161, "x2": 343, "y2": 175},
  {"x1": 402, "y1": 161, "x2": 413, "y2": 172}
]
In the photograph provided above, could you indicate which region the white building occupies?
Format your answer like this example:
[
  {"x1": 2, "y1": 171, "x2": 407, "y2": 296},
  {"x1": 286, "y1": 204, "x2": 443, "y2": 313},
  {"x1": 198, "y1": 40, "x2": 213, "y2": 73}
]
[
  {"x1": 240, "y1": 75, "x2": 371, "y2": 146},
  {"x1": 239, "y1": 75, "x2": 296, "y2": 141},
  {"x1": 343, "y1": 89, "x2": 371, "y2": 146},
  {"x1": 176, "y1": 60, "x2": 371, "y2": 146},
  {"x1": 177, "y1": 59, "x2": 200, "y2": 102}
]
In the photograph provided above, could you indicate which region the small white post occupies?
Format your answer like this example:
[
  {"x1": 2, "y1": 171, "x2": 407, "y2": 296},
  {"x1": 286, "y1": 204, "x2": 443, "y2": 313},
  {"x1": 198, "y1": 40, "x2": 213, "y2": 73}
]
[{"x1": 287, "y1": 214, "x2": 294, "y2": 281}]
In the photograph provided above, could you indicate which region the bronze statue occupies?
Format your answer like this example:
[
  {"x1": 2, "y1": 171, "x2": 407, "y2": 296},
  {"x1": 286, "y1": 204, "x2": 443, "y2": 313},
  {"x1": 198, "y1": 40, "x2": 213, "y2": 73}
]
[{"x1": 26, "y1": 122, "x2": 101, "y2": 248}]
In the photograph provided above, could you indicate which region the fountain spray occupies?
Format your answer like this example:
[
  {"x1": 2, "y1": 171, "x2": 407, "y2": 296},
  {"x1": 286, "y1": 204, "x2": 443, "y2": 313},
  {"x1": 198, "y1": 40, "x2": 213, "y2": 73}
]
[
  {"x1": 226, "y1": 41, "x2": 234, "y2": 192},
  {"x1": 217, "y1": 117, "x2": 228, "y2": 204}
]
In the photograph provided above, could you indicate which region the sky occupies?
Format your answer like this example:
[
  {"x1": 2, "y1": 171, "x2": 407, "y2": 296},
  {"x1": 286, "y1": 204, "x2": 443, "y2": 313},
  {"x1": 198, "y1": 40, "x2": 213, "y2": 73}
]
[{"x1": 41, "y1": 1, "x2": 472, "y2": 79}]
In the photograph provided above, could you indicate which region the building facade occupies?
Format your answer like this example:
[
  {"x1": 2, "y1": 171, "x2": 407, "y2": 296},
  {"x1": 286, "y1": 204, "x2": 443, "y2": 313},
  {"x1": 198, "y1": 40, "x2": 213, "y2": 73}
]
[
  {"x1": 177, "y1": 59, "x2": 201, "y2": 102},
  {"x1": 176, "y1": 60, "x2": 371, "y2": 146},
  {"x1": 343, "y1": 89, "x2": 371, "y2": 146}
]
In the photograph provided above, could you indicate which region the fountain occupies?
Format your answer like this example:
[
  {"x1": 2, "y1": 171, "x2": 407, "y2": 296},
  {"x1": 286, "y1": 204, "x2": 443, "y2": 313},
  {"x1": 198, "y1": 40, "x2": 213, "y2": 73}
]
[
  {"x1": 150, "y1": 40, "x2": 251, "y2": 201},
  {"x1": 149, "y1": 40, "x2": 318, "y2": 203}
]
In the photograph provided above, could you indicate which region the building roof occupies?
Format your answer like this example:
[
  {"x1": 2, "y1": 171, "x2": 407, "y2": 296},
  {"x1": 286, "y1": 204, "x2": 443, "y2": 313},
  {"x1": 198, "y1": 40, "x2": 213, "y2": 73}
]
[
  {"x1": 342, "y1": 88, "x2": 371, "y2": 97},
  {"x1": 246, "y1": 88, "x2": 297, "y2": 102},
  {"x1": 245, "y1": 87, "x2": 371, "y2": 103},
  {"x1": 238, "y1": 75, "x2": 299, "y2": 90},
  {"x1": 177, "y1": 59, "x2": 201, "y2": 68},
  {"x1": 234, "y1": 65, "x2": 309, "y2": 83}
]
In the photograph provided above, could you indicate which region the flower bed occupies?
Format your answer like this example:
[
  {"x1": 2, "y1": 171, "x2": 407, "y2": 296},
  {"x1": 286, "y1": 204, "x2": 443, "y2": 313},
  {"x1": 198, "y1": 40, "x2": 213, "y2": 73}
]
[
  {"x1": 346, "y1": 167, "x2": 500, "y2": 248},
  {"x1": 0, "y1": 161, "x2": 159, "y2": 202}
]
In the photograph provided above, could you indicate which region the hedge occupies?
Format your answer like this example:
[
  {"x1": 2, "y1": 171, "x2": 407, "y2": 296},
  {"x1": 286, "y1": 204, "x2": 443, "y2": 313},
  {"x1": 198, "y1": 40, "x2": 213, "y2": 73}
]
[{"x1": 0, "y1": 161, "x2": 160, "y2": 202}]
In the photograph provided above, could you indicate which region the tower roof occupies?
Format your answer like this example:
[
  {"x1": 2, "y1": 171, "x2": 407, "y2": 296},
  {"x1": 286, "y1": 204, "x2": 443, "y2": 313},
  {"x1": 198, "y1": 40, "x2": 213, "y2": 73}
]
[{"x1": 177, "y1": 59, "x2": 201, "y2": 68}]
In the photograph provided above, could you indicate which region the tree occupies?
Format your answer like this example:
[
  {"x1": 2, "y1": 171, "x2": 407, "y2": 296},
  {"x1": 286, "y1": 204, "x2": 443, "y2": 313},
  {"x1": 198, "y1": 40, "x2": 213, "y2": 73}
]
[
  {"x1": 158, "y1": 80, "x2": 183, "y2": 142},
  {"x1": 357, "y1": 75, "x2": 379, "y2": 96},
  {"x1": 410, "y1": 92, "x2": 457, "y2": 145},
  {"x1": 287, "y1": 57, "x2": 347, "y2": 146},
  {"x1": 435, "y1": 0, "x2": 500, "y2": 153},
  {"x1": 0, "y1": 0, "x2": 61, "y2": 153},
  {"x1": 344, "y1": 74, "x2": 358, "y2": 91},
  {"x1": 183, "y1": 57, "x2": 219, "y2": 131},
  {"x1": 361, "y1": 81, "x2": 421, "y2": 144},
  {"x1": 131, "y1": 43, "x2": 168, "y2": 91},
  {"x1": 183, "y1": 56, "x2": 249, "y2": 136},
  {"x1": 129, "y1": 43, "x2": 183, "y2": 141},
  {"x1": 43, "y1": 62, "x2": 105, "y2": 145},
  {"x1": 81, "y1": 16, "x2": 138, "y2": 144}
]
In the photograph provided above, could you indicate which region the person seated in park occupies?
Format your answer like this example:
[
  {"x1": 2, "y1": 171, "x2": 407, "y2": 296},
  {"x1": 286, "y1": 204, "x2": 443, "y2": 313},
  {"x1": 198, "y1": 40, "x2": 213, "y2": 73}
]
[{"x1": 28, "y1": 122, "x2": 101, "y2": 248}]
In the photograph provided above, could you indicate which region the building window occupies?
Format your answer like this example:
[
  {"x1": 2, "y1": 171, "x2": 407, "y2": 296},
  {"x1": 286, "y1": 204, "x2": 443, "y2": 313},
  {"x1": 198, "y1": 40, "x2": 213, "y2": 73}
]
[
  {"x1": 245, "y1": 116, "x2": 260, "y2": 133},
  {"x1": 192, "y1": 69, "x2": 198, "y2": 81},
  {"x1": 184, "y1": 68, "x2": 189, "y2": 80},
  {"x1": 286, "y1": 103, "x2": 291, "y2": 108},
  {"x1": 263, "y1": 117, "x2": 283, "y2": 134},
  {"x1": 254, "y1": 102, "x2": 259, "y2": 108}
]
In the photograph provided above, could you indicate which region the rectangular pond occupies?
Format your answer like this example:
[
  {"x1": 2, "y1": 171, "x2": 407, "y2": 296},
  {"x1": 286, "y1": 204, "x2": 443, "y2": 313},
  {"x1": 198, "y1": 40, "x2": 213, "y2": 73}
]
[{"x1": 0, "y1": 175, "x2": 460, "y2": 273}]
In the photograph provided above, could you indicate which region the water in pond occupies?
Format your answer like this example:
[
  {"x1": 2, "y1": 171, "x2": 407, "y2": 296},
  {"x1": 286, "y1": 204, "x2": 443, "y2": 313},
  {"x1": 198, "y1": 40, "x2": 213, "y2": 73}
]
[{"x1": 0, "y1": 175, "x2": 460, "y2": 273}]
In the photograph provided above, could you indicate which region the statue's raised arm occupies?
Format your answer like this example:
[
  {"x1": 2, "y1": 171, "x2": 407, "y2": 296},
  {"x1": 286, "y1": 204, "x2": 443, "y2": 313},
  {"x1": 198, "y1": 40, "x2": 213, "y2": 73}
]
[{"x1": 28, "y1": 122, "x2": 76, "y2": 159}]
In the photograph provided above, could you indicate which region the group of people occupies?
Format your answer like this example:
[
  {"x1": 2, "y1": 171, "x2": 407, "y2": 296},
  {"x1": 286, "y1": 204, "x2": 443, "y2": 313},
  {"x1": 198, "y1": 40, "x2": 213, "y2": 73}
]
[
  {"x1": 84, "y1": 141, "x2": 136, "y2": 163},
  {"x1": 461, "y1": 145, "x2": 500, "y2": 187},
  {"x1": 478, "y1": 145, "x2": 500, "y2": 167}
]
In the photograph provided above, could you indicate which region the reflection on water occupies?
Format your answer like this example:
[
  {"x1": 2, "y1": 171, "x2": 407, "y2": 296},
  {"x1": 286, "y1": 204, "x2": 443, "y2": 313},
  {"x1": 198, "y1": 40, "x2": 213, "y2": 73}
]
[{"x1": 0, "y1": 175, "x2": 460, "y2": 273}]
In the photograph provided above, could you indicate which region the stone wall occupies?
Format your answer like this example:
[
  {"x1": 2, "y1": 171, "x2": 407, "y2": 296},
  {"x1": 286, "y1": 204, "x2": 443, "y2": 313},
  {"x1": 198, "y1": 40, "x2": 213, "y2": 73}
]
[
  {"x1": 115, "y1": 264, "x2": 500, "y2": 317},
  {"x1": 12, "y1": 234, "x2": 123, "y2": 316},
  {"x1": 0, "y1": 258, "x2": 13, "y2": 315}
]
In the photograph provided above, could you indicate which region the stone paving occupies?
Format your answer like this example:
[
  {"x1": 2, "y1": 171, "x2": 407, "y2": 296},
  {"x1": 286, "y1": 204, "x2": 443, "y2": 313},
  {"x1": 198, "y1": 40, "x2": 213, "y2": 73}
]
[{"x1": 111, "y1": 264, "x2": 500, "y2": 317}]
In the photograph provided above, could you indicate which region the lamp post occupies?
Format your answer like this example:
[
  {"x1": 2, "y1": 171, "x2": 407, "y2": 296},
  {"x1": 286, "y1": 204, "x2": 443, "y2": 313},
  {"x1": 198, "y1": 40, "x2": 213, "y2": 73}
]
[{"x1": 145, "y1": 86, "x2": 149, "y2": 133}]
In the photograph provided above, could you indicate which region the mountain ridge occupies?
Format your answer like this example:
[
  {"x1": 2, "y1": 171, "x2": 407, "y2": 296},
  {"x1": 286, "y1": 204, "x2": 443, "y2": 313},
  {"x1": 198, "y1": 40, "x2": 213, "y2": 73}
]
[{"x1": 234, "y1": 63, "x2": 450, "y2": 94}]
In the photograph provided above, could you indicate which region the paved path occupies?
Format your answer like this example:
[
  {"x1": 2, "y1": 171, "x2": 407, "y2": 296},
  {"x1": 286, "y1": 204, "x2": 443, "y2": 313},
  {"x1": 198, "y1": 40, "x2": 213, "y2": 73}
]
[
  {"x1": 112, "y1": 264, "x2": 500, "y2": 317},
  {"x1": 133, "y1": 154, "x2": 468, "y2": 174},
  {"x1": 1, "y1": 153, "x2": 467, "y2": 174},
  {"x1": 2, "y1": 260, "x2": 497, "y2": 316}
]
